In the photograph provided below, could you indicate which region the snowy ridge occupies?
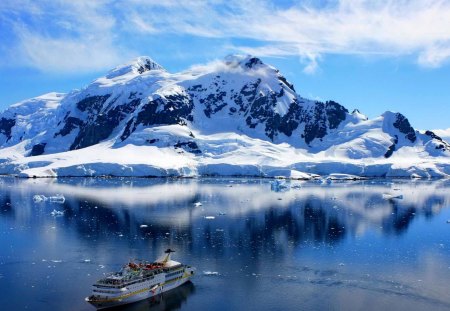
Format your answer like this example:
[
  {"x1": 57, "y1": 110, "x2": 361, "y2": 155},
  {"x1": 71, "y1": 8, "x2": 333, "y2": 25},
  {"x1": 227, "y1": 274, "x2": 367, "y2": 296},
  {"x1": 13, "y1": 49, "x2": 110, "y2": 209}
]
[{"x1": 0, "y1": 55, "x2": 449, "y2": 178}]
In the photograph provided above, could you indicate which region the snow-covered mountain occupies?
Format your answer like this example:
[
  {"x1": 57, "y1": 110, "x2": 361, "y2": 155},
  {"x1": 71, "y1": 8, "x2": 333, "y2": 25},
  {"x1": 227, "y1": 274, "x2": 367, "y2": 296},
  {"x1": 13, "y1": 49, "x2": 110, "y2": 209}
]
[{"x1": 1, "y1": 55, "x2": 449, "y2": 178}]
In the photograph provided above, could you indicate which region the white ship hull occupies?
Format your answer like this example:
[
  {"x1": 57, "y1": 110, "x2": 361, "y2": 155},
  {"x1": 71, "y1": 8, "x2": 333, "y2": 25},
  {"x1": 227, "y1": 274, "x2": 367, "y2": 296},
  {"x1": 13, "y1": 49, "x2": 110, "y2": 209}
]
[
  {"x1": 88, "y1": 275, "x2": 192, "y2": 310},
  {"x1": 86, "y1": 252, "x2": 195, "y2": 310}
]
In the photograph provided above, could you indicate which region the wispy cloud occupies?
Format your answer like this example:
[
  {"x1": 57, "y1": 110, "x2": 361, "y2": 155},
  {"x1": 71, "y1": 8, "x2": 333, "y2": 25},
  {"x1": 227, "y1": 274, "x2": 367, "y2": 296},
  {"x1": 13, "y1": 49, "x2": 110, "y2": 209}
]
[{"x1": 2, "y1": 0, "x2": 450, "y2": 73}]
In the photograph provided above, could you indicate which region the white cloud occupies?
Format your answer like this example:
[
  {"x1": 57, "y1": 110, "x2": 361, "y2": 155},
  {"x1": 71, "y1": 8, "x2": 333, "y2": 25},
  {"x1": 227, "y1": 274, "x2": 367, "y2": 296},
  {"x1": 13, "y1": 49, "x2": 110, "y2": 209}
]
[
  {"x1": 2, "y1": 0, "x2": 450, "y2": 73},
  {"x1": 15, "y1": 29, "x2": 130, "y2": 72}
]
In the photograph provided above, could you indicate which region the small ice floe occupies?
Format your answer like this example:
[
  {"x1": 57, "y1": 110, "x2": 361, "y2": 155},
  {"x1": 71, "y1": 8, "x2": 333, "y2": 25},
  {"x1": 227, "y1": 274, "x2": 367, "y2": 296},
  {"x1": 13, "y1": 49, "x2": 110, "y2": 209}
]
[
  {"x1": 203, "y1": 271, "x2": 219, "y2": 276},
  {"x1": 98, "y1": 265, "x2": 105, "y2": 269},
  {"x1": 322, "y1": 178, "x2": 333, "y2": 185},
  {"x1": 51, "y1": 260, "x2": 62, "y2": 263},
  {"x1": 204, "y1": 216, "x2": 215, "y2": 220},
  {"x1": 218, "y1": 212, "x2": 226, "y2": 216},
  {"x1": 270, "y1": 179, "x2": 289, "y2": 192},
  {"x1": 49, "y1": 194, "x2": 65, "y2": 204},
  {"x1": 33, "y1": 194, "x2": 48, "y2": 203},
  {"x1": 83, "y1": 259, "x2": 91, "y2": 263},
  {"x1": 382, "y1": 193, "x2": 403, "y2": 200},
  {"x1": 140, "y1": 224, "x2": 148, "y2": 228},
  {"x1": 50, "y1": 209, "x2": 64, "y2": 217},
  {"x1": 216, "y1": 229, "x2": 224, "y2": 232},
  {"x1": 338, "y1": 263, "x2": 345, "y2": 266},
  {"x1": 193, "y1": 202, "x2": 203, "y2": 207}
]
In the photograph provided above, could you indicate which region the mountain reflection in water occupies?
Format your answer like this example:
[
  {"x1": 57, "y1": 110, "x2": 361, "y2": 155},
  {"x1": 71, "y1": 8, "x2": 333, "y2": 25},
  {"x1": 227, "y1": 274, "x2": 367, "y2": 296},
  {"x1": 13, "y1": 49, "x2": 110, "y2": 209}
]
[{"x1": 0, "y1": 177, "x2": 449, "y2": 311}]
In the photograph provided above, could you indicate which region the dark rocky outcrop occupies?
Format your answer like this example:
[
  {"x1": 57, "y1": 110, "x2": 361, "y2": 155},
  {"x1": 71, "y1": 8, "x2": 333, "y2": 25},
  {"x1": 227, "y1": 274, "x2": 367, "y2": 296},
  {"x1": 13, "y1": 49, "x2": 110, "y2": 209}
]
[
  {"x1": 393, "y1": 113, "x2": 416, "y2": 143},
  {"x1": 55, "y1": 116, "x2": 83, "y2": 137},
  {"x1": 71, "y1": 99, "x2": 141, "y2": 150},
  {"x1": 385, "y1": 135, "x2": 398, "y2": 158},
  {"x1": 76, "y1": 95, "x2": 111, "y2": 113},
  {"x1": 0, "y1": 118, "x2": 15, "y2": 142},
  {"x1": 30, "y1": 143, "x2": 46, "y2": 156}
]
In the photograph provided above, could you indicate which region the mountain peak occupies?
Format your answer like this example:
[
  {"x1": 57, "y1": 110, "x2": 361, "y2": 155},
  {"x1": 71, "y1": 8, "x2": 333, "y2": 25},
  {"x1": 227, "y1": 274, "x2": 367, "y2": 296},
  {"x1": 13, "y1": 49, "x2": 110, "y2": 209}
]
[
  {"x1": 106, "y1": 56, "x2": 165, "y2": 79},
  {"x1": 223, "y1": 54, "x2": 264, "y2": 70}
]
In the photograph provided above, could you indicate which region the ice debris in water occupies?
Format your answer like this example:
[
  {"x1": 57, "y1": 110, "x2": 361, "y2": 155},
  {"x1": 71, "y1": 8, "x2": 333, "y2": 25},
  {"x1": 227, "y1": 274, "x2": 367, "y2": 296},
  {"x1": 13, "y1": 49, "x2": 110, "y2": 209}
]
[
  {"x1": 382, "y1": 193, "x2": 403, "y2": 200},
  {"x1": 140, "y1": 224, "x2": 148, "y2": 228},
  {"x1": 49, "y1": 194, "x2": 65, "y2": 204},
  {"x1": 204, "y1": 216, "x2": 215, "y2": 220},
  {"x1": 50, "y1": 209, "x2": 64, "y2": 216},
  {"x1": 270, "y1": 179, "x2": 289, "y2": 192},
  {"x1": 203, "y1": 271, "x2": 219, "y2": 276},
  {"x1": 193, "y1": 202, "x2": 202, "y2": 207},
  {"x1": 34, "y1": 194, "x2": 66, "y2": 204},
  {"x1": 33, "y1": 195, "x2": 48, "y2": 203}
]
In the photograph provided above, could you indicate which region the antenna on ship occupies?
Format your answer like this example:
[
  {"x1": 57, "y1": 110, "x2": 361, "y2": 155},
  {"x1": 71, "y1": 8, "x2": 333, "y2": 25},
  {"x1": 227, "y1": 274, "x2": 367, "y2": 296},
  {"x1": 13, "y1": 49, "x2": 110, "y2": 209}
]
[{"x1": 156, "y1": 248, "x2": 175, "y2": 264}]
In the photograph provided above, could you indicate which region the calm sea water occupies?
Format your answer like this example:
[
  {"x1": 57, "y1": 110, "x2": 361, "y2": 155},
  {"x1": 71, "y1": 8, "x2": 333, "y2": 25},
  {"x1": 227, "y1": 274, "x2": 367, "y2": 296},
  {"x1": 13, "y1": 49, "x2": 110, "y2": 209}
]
[{"x1": 0, "y1": 177, "x2": 449, "y2": 311}]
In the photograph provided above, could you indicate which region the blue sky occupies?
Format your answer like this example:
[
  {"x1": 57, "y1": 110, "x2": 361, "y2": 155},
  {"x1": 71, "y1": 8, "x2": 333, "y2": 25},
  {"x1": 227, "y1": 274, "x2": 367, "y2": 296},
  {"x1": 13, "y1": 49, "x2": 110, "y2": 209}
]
[{"x1": 1, "y1": 0, "x2": 449, "y2": 130}]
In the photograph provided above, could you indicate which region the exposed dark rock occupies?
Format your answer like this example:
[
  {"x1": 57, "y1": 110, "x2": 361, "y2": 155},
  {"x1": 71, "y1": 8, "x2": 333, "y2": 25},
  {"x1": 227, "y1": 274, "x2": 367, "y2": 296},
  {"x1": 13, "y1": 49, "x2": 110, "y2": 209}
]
[
  {"x1": 174, "y1": 141, "x2": 201, "y2": 154},
  {"x1": 147, "y1": 138, "x2": 159, "y2": 144},
  {"x1": 0, "y1": 117, "x2": 15, "y2": 142},
  {"x1": 278, "y1": 75, "x2": 295, "y2": 92},
  {"x1": 425, "y1": 130, "x2": 443, "y2": 141},
  {"x1": 76, "y1": 95, "x2": 111, "y2": 113},
  {"x1": 70, "y1": 99, "x2": 141, "y2": 150},
  {"x1": 424, "y1": 131, "x2": 450, "y2": 151},
  {"x1": 393, "y1": 113, "x2": 416, "y2": 143},
  {"x1": 244, "y1": 57, "x2": 263, "y2": 69},
  {"x1": 137, "y1": 59, "x2": 162, "y2": 74},
  {"x1": 54, "y1": 117, "x2": 83, "y2": 137},
  {"x1": 30, "y1": 143, "x2": 46, "y2": 156},
  {"x1": 202, "y1": 92, "x2": 227, "y2": 117},
  {"x1": 303, "y1": 103, "x2": 328, "y2": 145},
  {"x1": 135, "y1": 94, "x2": 193, "y2": 127},
  {"x1": 385, "y1": 135, "x2": 398, "y2": 158},
  {"x1": 325, "y1": 101, "x2": 348, "y2": 129},
  {"x1": 278, "y1": 100, "x2": 302, "y2": 137}
]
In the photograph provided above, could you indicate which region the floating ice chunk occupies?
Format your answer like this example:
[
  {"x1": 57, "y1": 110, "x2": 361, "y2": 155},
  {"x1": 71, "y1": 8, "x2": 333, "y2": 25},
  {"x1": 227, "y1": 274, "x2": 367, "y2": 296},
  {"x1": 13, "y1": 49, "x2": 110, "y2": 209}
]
[
  {"x1": 140, "y1": 224, "x2": 148, "y2": 228},
  {"x1": 83, "y1": 259, "x2": 91, "y2": 263},
  {"x1": 51, "y1": 260, "x2": 62, "y2": 263},
  {"x1": 203, "y1": 271, "x2": 219, "y2": 276},
  {"x1": 204, "y1": 216, "x2": 215, "y2": 220},
  {"x1": 33, "y1": 194, "x2": 48, "y2": 203},
  {"x1": 50, "y1": 209, "x2": 64, "y2": 216},
  {"x1": 382, "y1": 193, "x2": 403, "y2": 200},
  {"x1": 271, "y1": 179, "x2": 289, "y2": 192},
  {"x1": 218, "y1": 212, "x2": 226, "y2": 216},
  {"x1": 193, "y1": 202, "x2": 202, "y2": 207},
  {"x1": 49, "y1": 194, "x2": 65, "y2": 204}
]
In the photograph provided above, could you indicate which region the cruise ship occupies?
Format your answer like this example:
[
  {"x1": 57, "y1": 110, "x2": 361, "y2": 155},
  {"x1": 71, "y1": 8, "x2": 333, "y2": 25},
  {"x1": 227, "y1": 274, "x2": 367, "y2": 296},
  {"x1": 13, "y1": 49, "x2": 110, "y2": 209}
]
[{"x1": 85, "y1": 249, "x2": 195, "y2": 309}]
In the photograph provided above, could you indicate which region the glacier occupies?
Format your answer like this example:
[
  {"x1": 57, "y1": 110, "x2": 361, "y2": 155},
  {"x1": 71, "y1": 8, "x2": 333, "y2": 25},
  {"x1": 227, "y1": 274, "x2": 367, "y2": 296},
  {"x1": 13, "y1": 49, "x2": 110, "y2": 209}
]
[{"x1": 0, "y1": 55, "x2": 449, "y2": 178}]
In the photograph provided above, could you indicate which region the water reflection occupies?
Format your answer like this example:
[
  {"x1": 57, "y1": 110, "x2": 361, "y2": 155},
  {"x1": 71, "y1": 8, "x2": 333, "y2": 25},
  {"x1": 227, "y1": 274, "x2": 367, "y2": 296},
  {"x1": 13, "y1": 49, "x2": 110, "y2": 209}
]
[
  {"x1": 115, "y1": 282, "x2": 195, "y2": 311},
  {"x1": 0, "y1": 177, "x2": 449, "y2": 311}
]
